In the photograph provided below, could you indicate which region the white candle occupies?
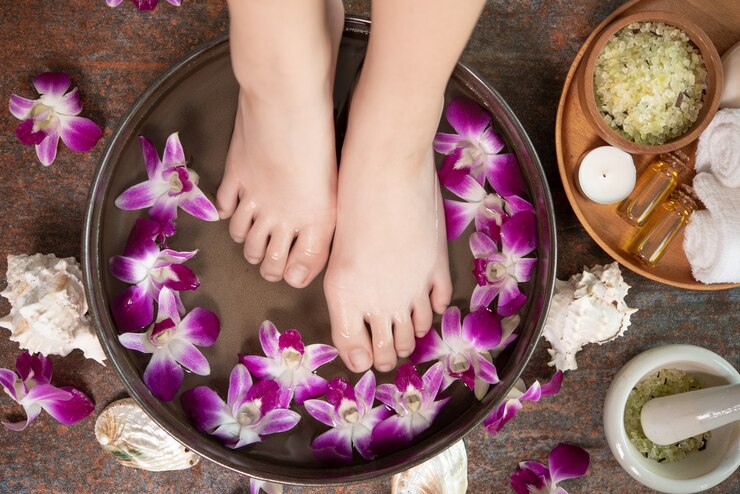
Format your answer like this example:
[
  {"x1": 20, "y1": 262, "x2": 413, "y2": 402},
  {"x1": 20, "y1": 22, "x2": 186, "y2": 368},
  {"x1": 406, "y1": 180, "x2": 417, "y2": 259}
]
[{"x1": 577, "y1": 146, "x2": 636, "y2": 204}]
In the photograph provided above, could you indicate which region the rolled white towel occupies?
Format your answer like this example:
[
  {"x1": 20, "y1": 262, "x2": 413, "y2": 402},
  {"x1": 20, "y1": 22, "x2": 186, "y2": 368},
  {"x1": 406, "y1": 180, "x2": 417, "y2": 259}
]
[
  {"x1": 694, "y1": 109, "x2": 740, "y2": 188},
  {"x1": 684, "y1": 173, "x2": 740, "y2": 283}
]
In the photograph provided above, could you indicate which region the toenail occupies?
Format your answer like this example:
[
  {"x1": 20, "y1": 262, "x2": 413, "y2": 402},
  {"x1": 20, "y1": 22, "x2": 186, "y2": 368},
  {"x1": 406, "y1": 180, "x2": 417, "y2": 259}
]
[
  {"x1": 263, "y1": 273, "x2": 282, "y2": 282},
  {"x1": 397, "y1": 348, "x2": 412, "y2": 358},
  {"x1": 231, "y1": 235, "x2": 244, "y2": 243},
  {"x1": 285, "y1": 264, "x2": 310, "y2": 286},
  {"x1": 348, "y1": 349, "x2": 371, "y2": 371},
  {"x1": 246, "y1": 256, "x2": 261, "y2": 264}
]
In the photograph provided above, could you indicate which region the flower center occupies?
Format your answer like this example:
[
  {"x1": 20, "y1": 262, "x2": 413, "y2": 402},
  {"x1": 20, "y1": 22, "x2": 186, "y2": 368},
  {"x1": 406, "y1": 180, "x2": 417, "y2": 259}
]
[
  {"x1": 167, "y1": 170, "x2": 184, "y2": 194},
  {"x1": 30, "y1": 103, "x2": 56, "y2": 131},
  {"x1": 281, "y1": 348, "x2": 303, "y2": 369},
  {"x1": 236, "y1": 402, "x2": 261, "y2": 426},
  {"x1": 402, "y1": 388, "x2": 423, "y2": 413},
  {"x1": 486, "y1": 261, "x2": 508, "y2": 282},
  {"x1": 450, "y1": 353, "x2": 471, "y2": 373},
  {"x1": 338, "y1": 399, "x2": 360, "y2": 424},
  {"x1": 150, "y1": 328, "x2": 172, "y2": 347},
  {"x1": 458, "y1": 145, "x2": 484, "y2": 170},
  {"x1": 481, "y1": 194, "x2": 504, "y2": 221}
]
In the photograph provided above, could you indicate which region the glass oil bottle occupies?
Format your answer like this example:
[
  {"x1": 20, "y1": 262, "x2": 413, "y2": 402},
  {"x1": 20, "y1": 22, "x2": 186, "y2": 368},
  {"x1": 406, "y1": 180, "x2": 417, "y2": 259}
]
[
  {"x1": 618, "y1": 150, "x2": 689, "y2": 227},
  {"x1": 630, "y1": 185, "x2": 698, "y2": 267}
]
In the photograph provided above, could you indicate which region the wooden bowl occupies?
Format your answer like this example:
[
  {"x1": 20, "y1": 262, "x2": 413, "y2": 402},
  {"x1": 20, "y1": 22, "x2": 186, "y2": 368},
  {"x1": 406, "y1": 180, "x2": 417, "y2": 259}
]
[{"x1": 578, "y1": 10, "x2": 723, "y2": 155}]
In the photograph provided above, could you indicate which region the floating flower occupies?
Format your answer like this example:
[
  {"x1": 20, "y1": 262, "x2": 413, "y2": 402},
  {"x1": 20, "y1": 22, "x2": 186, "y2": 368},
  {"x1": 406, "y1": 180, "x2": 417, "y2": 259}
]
[
  {"x1": 470, "y1": 212, "x2": 537, "y2": 316},
  {"x1": 434, "y1": 97, "x2": 519, "y2": 188},
  {"x1": 442, "y1": 170, "x2": 532, "y2": 241},
  {"x1": 304, "y1": 371, "x2": 392, "y2": 462},
  {"x1": 180, "y1": 363, "x2": 299, "y2": 449},
  {"x1": 483, "y1": 370, "x2": 563, "y2": 435},
  {"x1": 118, "y1": 287, "x2": 219, "y2": 401},
  {"x1": 9, "y1": 72, "x2": 102, "y2": 167},
  {"x1": 371, "y1": 363, "x2": 449, "y2": 455},
  {"x1": 249, "y1": 479, "x2": 282, "y2": 494},
  {"x1": 106, "y1": 0, "x2": 181, "y2": 10},
  {"x1": 0, "y1": 352, "x2": 94, "y2": 430},
  {"x1": 409, "y1": 307, "x2": 517, "y2": 399},
  {"x1": 511, "y1": 443, "x2": 590, "y2": 494},
  {"x1": 109, "y1": 219, "x2": 199, "y2": 331},
  {"x1": 239, "y1": 321, "x2": 338, "y2": 405},
  {"x1": 115, "y1": 133, "x2": 218, "y2": 226}
]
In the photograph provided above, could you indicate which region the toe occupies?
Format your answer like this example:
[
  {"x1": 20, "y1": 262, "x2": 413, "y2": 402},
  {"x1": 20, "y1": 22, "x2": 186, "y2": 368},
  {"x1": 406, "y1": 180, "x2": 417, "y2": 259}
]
[
  {"x1": 216, "y1": 174, "x2": 240, "y2": 220},
  {"x1": 243, "y1": 218, "x2": 271, "y2": 265},
  {"x1": 430, "y1": 273, "x2": 453, "y2": 315},
  {"x1": 228, "y1": 199, "x2": 256, "y2": 243},
  {"x1": 260, "y1": 228, "x2": 295, "y2": 282},
  {"x1": 328, "y1": 306, "x2": 373, "y2": 373},
  {"x1": 284, "y1": 225, "x2": 333, "y2": 289},
  {"x1": 393, "y1": 315, "x2": 416, "y2": 358},
  {"x1": 411, "y1": 297, "x2": 434, "y2": 338},
  {"x1": 368, "y1": 315, "x2": 397, "y2": 373}
]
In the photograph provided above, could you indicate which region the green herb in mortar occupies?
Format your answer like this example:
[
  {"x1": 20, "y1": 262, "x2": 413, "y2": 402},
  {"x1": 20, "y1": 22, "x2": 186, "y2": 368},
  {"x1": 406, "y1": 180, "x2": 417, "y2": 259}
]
[{"x1": 624, "y1": 368, "x2": 710, "y2": 463}]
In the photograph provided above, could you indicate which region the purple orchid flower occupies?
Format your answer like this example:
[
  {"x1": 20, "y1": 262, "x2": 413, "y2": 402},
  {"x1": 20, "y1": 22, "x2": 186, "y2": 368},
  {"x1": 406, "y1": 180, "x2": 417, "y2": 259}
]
[
  {"x1": 9, "y1": 72, "x2": 102, "y2": 167},
  {"x1": 109, "y1": 218, "x2": 199, "y2": 331},
  {"x1": 470, "y1": 212, "x2": 537, "y2": 316},
  {"x1": 442, "y1": 169, "x2": 532, "y2": 241},
  {"x1": 409, "y1": 307, "x2": 517, "y2": 400},
  {"x1": 239, "y1": 321, "x2": 338, "y2": 405},
  {"x1": 511, "y1": 443, "x2": 590, "y2": 494},
  {"x1": 249, "y1": 479, "x2": 282, "y2": 494},
  {"x1": 483, "y1": 370, "x2": 563, "y2": 435},
  {"x1": 118, "y1": 287, "x2": 220, "y2": 401},
  {"x1": 304, "y1": 371, "x2": 392, "y2": 463},
  {"x1": 0, "y1": 352, "x2": 94, "y2": 430},
  {"x1": 371, "y1": 363, "x2": 449, "y2": 456},
  {"x1": 115, "y1": 133, "x2": 218, "y2": 226},
  {"x1": 434, "y1": 97, "x2": 520, "y2": 188},
  {"x1": 180, "y1": 363, "x2": 299, "y2": 449},
  {"x1": 106, "y1": 0, "x2": 181, "y2": 10}
]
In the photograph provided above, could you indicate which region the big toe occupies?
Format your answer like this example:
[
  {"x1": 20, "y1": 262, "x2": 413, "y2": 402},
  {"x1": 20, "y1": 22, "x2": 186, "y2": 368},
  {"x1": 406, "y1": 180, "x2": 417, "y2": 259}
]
[
  {"x1": 284, "y1": 225, "x2": 334, "y2": 288},
  {"x1": 328, "y1": 306, "x2": 373, "y2": 373},
  {"x1": 430, "y1": 271, "x2": 453, "y2": 315},
  {"x1": 216, "y1": 174, "x2": 240, "y2": 220}
]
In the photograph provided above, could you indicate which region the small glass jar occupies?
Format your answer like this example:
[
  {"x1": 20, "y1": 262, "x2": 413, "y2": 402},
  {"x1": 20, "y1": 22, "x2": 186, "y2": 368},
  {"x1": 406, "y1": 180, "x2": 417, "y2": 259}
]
[
  {"x1": 630, "y1": 185, "x2": 698, "y2": 267},
  {"x1": 618, "y1": 150, "x2": 689, "y2": 227}
]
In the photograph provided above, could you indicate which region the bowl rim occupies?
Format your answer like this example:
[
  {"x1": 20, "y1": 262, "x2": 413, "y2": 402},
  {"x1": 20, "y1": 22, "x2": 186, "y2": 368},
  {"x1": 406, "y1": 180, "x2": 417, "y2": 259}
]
[
  {"x1": 603, "y1": 344, "x2": 740, "y2": 493},
  {"x1": 579, "y1": 10, "x2": 724, "y2": 155},
  {"x1": 81, "y1": 18, "x2": 557, "y2": 485}
]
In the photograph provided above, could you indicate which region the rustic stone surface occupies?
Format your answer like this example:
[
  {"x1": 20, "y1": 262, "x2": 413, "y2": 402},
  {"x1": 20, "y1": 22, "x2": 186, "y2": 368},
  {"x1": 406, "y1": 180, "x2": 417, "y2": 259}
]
[{"x1": 0, "y1": 1, "x2": 737, "y2": 493}]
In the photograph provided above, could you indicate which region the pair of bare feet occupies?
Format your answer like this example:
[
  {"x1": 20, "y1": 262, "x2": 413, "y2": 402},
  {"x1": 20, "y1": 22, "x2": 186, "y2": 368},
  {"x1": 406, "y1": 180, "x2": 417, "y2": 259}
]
[{"x1": 218, "y1": 0, "x2": 482, "y2": 373}]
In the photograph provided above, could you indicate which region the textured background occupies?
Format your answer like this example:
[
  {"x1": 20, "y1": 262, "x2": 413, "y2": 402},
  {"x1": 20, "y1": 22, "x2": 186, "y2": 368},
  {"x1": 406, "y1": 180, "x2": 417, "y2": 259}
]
[{"x1": 0, "y1": 1, "x2": 738, "y2": 493}]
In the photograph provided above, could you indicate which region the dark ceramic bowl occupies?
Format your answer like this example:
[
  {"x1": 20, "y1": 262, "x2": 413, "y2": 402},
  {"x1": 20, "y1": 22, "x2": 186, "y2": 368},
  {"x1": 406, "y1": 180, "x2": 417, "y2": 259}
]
[{"x1": 82, "y1": 18, "x2": 555, "y2": 485}]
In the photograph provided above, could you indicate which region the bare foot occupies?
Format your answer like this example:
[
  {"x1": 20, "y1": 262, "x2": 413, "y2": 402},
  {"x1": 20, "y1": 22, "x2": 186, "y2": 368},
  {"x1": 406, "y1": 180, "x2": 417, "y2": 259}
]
[
  {"x1": 325, "y1": 84, "x2": 453, "y2": 373},
  {"x1": 217, "y1": 0, "x2": 344, "y2": 288}
]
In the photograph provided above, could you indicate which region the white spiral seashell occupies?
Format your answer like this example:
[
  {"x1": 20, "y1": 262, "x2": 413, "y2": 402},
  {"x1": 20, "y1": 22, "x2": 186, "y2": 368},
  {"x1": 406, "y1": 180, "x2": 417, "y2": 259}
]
[
  {"x1": 543, "y1": 262, "x2": 637, "y2": 372},
  {"x1": 95, "y1": 398, "x2": 199, "y2": 471},
  {"x1": 0, "y1": 253, "x2": 105, "y2": 364},
  {"x1": 391, "y1": 440, "x2": 467, "y2": 494}
]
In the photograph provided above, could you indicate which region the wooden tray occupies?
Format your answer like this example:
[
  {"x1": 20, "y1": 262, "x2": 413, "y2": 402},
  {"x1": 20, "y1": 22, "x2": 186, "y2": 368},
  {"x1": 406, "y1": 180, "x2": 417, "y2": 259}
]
[{"x1": 555, "y1": 0, "x2": 740, "y2": 290}]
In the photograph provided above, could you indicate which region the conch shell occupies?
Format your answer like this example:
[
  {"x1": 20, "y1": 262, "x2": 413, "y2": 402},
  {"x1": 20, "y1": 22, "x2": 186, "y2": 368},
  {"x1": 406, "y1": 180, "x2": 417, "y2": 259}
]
[
  {"x1": 0, "y1": 254, "x2": 105, "y2": 364},
  {"x1": 391, "y1": 440, "x2": 467, "y2": 494},
  {"x1": 543, "y1": 262, "x2": 637, "y2": 371},
  {"x1": 95, "y1": 398, "x2": 199, "y2": 471}
]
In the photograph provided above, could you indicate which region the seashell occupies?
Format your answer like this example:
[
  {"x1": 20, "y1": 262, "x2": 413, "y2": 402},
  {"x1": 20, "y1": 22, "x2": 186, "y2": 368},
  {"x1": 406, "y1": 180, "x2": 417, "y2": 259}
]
[
  {"x1": 0, "y1": 253, "x2": 105, "y2": 364},
  {"x1": 391, "y1": 440, "x2": 467, "y2": 494},
  {"x1": 543, "y1": 262, "x2": 637, "y2": 372},
  {"x1": 95, "y1": 398, "x2": 199, "y2": 471}
]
